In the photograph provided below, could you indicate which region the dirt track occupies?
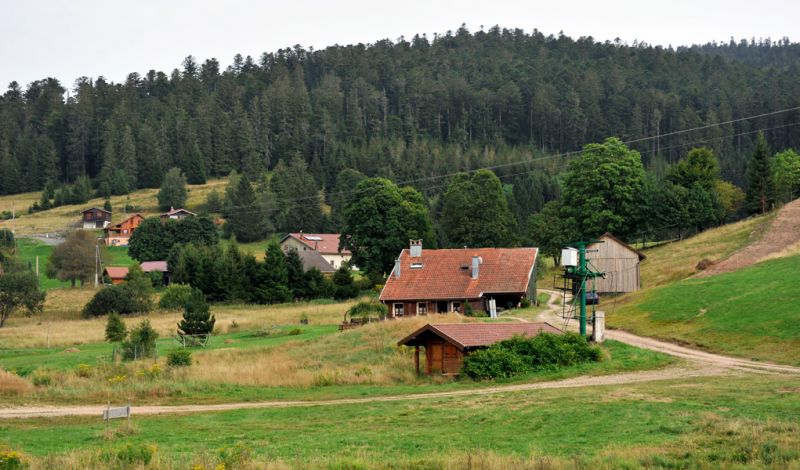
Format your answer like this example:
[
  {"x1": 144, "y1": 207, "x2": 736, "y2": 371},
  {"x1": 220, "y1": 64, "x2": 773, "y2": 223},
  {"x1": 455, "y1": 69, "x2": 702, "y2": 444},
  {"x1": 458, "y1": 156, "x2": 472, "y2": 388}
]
[
  {"x1": 695, "y1": 198, "x2": 800, "y2": 277},
  {"x1": 2, "y1": 291, "x2": 798, "y2": 420}
]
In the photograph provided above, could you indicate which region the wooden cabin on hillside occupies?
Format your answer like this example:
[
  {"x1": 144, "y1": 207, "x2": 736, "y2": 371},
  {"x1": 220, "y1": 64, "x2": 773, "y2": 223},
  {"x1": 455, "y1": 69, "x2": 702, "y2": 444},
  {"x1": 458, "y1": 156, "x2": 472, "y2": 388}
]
[
  {"x1": 104, "y1": 214, "x2": 144, "y2": 247},
  {"x1": 81, "y1": 207, "x2": 112, "y2": 229},
  {"x1": 586, "y1": 233, "x2": 646, "y2": 293},
  {"x1": 398, "y1": 323, "x2": 562, "y2": 375}
]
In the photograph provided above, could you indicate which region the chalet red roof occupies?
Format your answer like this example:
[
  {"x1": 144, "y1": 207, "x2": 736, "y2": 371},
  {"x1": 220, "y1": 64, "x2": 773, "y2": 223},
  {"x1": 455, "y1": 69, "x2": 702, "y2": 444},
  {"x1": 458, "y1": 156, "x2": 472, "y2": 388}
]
[
  {"x1": 282, "y1": 233, "x2": 351, "y2": 255},
  {"x1": 398, "y1": 322, "x2": 562, "y2": 349},
  {"x1": 380, "y1": 247, "x2": 537, "y2": 301}
]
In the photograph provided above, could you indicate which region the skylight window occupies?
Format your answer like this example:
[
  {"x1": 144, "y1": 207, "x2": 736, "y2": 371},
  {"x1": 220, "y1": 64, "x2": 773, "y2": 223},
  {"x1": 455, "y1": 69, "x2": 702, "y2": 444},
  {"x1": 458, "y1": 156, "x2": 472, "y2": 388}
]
[
  {"x1": 410, "y1": 263, "x2": 424, "y2": 269},
  {"x1": 304, "y1": 236, "x2": 323, "y2": 241}
]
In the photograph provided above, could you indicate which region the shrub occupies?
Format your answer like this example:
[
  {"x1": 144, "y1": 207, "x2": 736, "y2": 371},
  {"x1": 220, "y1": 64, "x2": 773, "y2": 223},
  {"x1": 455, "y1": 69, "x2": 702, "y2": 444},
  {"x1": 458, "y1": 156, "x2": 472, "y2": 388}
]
[
  {"x1": 30, "y1": 369, "x2": 53, "y2": 387},
  {"x1": 462, "y1": 333, "x2": 602, "y2": 380},
  {"x1": 122, "y1": 320, "x2": 159, "y2": 361},
  {"x1": 167, "y1": 349, "x2": 192, "y2": 367},
  {"x1": 101, "y1": 443, "x2": 156, "y2": 466},
  {"x1": 346, "y1": 300, "x2": 387, "y2": 322},
  {"x1": 288, "y1": 328, "x2": 302, "y2": 336},
  {"x1": 520, "y1": 298, "x2": 532, "y2": 308},
  {"x1": 83, "y1": 284, "x2": 150, "y2": 317},
  {"x1": 0, "y1": 449, "x2": 24, "y2": 470},
  {"x1": 75, "y1": 364, "x2": 93, "y2": 378},
  {"x1": 158, "y1": 283, "x2": 193, "y2": 310},
  {"x1": 461, "y1": 347, "x2": 529, "y2": 380}
]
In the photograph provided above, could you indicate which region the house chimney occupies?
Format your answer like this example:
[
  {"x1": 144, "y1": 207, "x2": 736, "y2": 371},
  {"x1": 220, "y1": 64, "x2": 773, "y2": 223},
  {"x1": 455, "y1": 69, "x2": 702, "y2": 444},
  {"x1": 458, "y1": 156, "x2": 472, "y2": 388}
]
[
  {"x1": 394, "y1": 259, "x2": 401, "y2": 279},
  {"x1": 471, "y1": 255, "x2": 480, "y2": 279},
  {"x1": 410, "y1": 239, "x2": 422, "y2": 258}
]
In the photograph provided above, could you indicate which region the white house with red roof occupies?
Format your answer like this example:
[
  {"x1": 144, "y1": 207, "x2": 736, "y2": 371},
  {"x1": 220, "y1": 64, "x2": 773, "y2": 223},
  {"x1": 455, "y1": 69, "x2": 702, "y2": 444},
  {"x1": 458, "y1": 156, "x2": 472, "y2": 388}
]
[
  {"x1": 279, "y1": 232, "x2": 353, "y2": 271},
  {"x1": 380, "y1": 240, "x2": 538, "y2": 318}
]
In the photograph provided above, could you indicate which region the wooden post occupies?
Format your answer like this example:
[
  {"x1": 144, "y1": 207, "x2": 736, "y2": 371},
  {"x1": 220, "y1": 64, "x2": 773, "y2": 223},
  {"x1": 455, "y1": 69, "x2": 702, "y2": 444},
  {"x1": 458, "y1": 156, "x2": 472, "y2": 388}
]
[{"x1": 414, "y1": 346, "x2": 420, "y2": 375}]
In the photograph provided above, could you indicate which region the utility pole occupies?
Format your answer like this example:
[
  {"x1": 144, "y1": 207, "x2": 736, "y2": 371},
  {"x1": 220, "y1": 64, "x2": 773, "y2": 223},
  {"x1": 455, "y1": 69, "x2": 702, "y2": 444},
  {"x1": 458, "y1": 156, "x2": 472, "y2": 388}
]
[{"x1": 563, "y1": 241, "x2": 604, "y2": 337}]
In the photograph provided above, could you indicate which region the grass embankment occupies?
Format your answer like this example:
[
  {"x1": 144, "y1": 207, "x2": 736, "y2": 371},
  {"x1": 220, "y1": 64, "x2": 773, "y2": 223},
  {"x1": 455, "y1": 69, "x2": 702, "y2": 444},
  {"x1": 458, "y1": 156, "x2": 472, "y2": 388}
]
[
  {"x1": 0, "y1": 179, "x2": 228, "y2": 236},
  {"x1": 610, "y1": 254, "x2": 800, "y2": 365},
  {"x1": 2, "y1": 374, "x2": 799, "y2": 469}
]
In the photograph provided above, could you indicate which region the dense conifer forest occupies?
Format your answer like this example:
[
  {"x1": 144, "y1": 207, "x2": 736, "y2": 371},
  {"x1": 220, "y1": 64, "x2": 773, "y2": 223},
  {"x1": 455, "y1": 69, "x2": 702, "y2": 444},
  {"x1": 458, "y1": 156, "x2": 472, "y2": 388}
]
[{"x1": 1, "y1": 27, "x2": 799, "y2": 252}]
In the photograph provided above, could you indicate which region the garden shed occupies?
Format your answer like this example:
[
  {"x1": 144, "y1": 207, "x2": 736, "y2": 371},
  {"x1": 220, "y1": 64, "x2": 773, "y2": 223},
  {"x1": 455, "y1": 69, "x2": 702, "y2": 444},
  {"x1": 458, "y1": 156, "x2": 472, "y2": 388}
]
[
  {"x1": 586, "y1": 233, "x2": 646, "y2": 293},
  {"x1": 397, "y1": 322, "x2": 561, "y2": 375}
]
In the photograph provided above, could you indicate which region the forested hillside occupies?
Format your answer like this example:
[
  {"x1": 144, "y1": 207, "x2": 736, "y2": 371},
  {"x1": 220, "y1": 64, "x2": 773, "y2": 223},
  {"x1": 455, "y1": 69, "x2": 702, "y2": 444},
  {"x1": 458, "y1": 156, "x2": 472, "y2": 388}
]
[{"x1": 1, "y1": 27, "x2": 799, "y2": 196}]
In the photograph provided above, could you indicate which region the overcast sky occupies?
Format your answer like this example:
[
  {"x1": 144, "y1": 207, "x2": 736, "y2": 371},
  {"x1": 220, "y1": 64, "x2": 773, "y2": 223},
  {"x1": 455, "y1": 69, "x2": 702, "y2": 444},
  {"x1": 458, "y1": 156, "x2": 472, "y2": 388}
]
[{"x1": 2, "y1": 0, "x2": 798, "y2": 91}]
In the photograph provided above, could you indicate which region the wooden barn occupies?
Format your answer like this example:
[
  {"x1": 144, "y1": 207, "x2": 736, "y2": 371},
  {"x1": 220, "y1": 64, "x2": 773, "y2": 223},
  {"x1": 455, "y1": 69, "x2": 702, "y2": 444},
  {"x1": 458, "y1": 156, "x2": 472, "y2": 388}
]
[
  {"x1": 586, "y1": 233, "x2": 646, "y2": 293},
  {"x1": 397, "y1": 322, "x2": 561, "y2": 375}
]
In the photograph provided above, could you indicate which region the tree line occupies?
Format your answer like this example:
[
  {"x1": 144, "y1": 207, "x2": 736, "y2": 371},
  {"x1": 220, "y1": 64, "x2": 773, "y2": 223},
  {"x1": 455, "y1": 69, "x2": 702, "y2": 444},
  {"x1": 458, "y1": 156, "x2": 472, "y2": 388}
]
[{"x1": 1, "y1": 26, "x2": 799, "y2": 202}]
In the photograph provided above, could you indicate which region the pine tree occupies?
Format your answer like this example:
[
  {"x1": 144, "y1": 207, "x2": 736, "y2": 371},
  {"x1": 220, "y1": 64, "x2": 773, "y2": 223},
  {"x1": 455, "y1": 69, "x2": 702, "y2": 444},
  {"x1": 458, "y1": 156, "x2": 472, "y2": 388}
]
[
  {"x1": 746, "y1": 133, "x2": 775, "y2": 214},
  {"x1": 177, "y1": 288, "x2": 216, "y2": 337},
  {"x1": 254, "y1": 242, "x2": 292, "y2": 304},
  {"x1": 105, "y1": 312, "x2": 128, "y2": 342},
  {"x1": 285, "y1": 248, "x2": 308, "y2": 299}
]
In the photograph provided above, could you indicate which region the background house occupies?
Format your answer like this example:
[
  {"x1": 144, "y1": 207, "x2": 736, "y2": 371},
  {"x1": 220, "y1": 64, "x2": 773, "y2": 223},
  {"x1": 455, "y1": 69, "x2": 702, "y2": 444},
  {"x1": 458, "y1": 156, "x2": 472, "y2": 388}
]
[
  {"x1": 586, "y1": 233, "x2": 646, "y2": 293},
  {"x1": 81, "y1": 207, "x2": 111, "y2": 229},
  {"x1": 398, "y1": 323, "x2": 561, "y2": 375},
  {"x1": 380, "y1": 240, "x2": 538, "y2": 317},
  {"x1": 141, "y1": 260, "x2": 170, "y2": 285},
  {"x1": 280, "y1": 232, "x2": 352, "y2": 270},
  {"x1": 103, "y1": 266, "x2": 129, "y2": 284},
  {"x1": 160, "y1": 207, "x2": 196, "y2": 220},
  {"x1": 104, "y1": 214, "x2": 144, "y2": 246}
]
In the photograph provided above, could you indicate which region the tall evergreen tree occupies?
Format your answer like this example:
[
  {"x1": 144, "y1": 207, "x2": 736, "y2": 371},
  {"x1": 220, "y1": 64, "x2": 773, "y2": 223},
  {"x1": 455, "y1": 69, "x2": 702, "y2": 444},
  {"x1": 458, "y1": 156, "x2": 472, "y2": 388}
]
[{"x1": 746, "y1": 133, "x2": 775, "y2": 214}]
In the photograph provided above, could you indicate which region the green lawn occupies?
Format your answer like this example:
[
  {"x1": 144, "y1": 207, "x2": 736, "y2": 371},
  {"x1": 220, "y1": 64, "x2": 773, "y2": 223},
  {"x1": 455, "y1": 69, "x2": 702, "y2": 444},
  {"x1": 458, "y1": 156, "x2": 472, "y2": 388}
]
[
  {"x1": 2, "y1": 373, "x2": 799, "y2": 469},
  {"x1": 610, "y1": 254, "x2": 800, "y2": 365}
]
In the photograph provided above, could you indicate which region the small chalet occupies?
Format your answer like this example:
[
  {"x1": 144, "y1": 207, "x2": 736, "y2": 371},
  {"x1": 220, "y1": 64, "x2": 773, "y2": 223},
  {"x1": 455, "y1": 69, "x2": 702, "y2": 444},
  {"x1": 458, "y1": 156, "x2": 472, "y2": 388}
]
[
  {"x1": 103, "y1": 266, "x2": 129, "y2": 284},
  {"x1": 160, "y1": 207, "x2": 196, "y2": 220},
  {"x1": 141, "y1": 260, "x2": 170, "y2": 285},
  {"x1": 586, "y1": 233, "x2": 647, "y2": 293},
  {"x1": 81, "y1": 207, "x2": 112, "y2": 229},
  {"x1": 398, "y1": 322, "x2": 562, "y2": 375},
  {"x1": 104, "y1": 214, "x2": 144, "y2": 246},
  {"x1": 280, "y1": 232, "x2": 352, "y2": 271},
  {"x1": 380, "y1": 241, "x2": 538, "y2": 317}
]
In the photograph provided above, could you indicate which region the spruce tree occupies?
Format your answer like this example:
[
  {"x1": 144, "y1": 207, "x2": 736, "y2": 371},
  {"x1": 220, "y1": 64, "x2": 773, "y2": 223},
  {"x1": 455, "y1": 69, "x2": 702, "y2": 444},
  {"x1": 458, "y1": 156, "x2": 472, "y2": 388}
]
[
  {"x1": 105, "y1": 312, "x2": 127, "y2": 343},
  {"x1": 177, "y1": 288, "x2": 216, "y2": 337},
  {"x1": 746, "y1": 133, "x2": 775, "y2": 214},
  {"x1": 157, "y1": 167, "x2": 188, "y2": 211}
]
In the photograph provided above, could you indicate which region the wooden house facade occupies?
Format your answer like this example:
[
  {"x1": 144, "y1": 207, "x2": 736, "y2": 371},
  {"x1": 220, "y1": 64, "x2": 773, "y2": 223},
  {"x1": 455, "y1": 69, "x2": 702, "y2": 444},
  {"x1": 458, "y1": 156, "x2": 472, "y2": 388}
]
[
  {"x1": 81, "y1": 207, "x2": 112, "y2": 229},
  {"x1": 586, "y1": 233, "x2": 646, "y2": 293},
  {"x1": 398, "y1": 323, "x2": 562, "y2": 375},
  {"x1": 104, "y1": 214, "x2": 144, "y2": 246}
]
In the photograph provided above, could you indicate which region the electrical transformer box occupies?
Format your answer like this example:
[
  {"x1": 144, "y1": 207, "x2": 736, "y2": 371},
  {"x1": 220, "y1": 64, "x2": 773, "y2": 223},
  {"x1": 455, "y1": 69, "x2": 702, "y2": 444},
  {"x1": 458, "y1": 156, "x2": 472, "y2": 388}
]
[{"x1": 561, "y1": 248, "x2": 578, "y2": 267}]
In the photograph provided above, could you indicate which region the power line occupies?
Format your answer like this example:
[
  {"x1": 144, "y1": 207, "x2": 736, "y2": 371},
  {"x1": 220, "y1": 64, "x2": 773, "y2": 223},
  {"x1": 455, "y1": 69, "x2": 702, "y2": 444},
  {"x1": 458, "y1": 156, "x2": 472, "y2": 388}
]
[{"x1": 218, "y1": 119, "x2": 800, "y2": 217}]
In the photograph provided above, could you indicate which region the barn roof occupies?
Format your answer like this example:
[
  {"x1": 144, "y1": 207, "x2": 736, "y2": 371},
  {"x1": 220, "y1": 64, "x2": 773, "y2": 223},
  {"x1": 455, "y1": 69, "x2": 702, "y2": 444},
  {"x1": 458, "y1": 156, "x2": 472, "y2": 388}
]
[
  {"x1": 103, "y1": 266, "x2": 129, "y2": 279},
  {"x1": 296, "y1": 249, "x2": 336, "y2": 273},
  {"x1": 593, "y1": 232, "x2": 647, "y2": 261},
  {"x1": 380, "y1": 247, "x2": 538, "y2": 301},
  {"x1": 140, "y1": 261, "x2": 168, "y2": 273},
  {"x1": 281, "y1": 233, "x2": 351, "y2": 255},
  {"x1": 398, "y1": 322, "x2": 562, "y2": 350}
]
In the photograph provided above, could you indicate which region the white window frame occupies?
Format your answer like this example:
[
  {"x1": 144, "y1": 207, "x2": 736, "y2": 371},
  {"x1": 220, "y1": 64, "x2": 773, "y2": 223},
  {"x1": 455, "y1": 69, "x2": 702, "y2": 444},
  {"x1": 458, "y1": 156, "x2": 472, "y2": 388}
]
[
  {"x1": 450, "y1": 301, "x2": 461, "y2": 313},
  {"x1": 417, "y1": 302, "x2": 428, "y2": 315},
  {"x1": 393, "y1": 303, "x2": 404, "y2": 317}
]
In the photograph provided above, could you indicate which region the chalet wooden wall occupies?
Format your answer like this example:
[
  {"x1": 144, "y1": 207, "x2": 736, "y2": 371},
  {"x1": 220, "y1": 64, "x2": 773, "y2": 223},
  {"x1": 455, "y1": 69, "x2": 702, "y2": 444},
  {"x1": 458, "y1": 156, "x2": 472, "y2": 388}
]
[{"x1": 587, "y1": 237, "x2": 642, "y2": 293}]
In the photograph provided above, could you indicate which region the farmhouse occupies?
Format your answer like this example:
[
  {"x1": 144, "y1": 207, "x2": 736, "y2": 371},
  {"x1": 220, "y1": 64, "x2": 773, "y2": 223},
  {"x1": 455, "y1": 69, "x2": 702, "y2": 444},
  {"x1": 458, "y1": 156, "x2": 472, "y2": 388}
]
[
  {"x1": 280, "y1": 232, "x2": 352, "y2": 271},
  {"x1": 380, "y1": 241, "x2": 538, "y2": 317},
  {"x1": 103, "y1": 266, "x2": 129, "y2": 284},
  {"x1": 160, "y1": 207, "x2": 196, "y2": 220},
  {"x1": 81, "y1": 207, "x2": 112, "y2": 229},
  {"x1": 398, "y1": 322, "x2": 562, "y2": 375},
  {"x1": 104, "y1": 214, "x2": 144, "y2": 246},
  {"x1": 586, "y1": 233, "x2": 646, "y2": 293}
]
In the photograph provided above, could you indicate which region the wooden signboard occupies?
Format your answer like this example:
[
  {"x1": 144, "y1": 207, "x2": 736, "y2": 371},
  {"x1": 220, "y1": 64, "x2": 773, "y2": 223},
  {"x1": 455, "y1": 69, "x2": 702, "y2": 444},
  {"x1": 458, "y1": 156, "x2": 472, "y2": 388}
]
[{"x1": 103, "y1": 404, "x2": 131, "y2": 431}]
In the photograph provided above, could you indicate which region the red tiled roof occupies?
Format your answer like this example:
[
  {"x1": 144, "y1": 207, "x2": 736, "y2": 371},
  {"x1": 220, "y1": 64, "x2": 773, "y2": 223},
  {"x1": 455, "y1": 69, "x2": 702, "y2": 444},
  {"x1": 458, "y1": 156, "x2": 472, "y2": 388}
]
[
  {"x1": 380, "y1": 247, "x2": 537, "y2": 301},
  {"x1": 140, "y1": 261, "x2": 168, "y2": 272},
  {"x1": 104, "y1": 267, "x2": 129, "y2": 279},
  {"x1": 282, "y1": 233, "x2": 351, "y2": 255},
  {"x1": 398, "y1": 322, "x2": 562, "y2": 349}
]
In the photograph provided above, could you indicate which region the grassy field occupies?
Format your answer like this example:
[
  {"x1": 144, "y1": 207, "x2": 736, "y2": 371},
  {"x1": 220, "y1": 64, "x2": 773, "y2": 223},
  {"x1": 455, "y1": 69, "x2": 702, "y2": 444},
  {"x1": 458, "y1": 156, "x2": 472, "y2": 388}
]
[
  {"x1": 0, "y1": 179, "x2": 228, "y2": 236},
  {"x1": 609, "y1": 254, "x2": 800, "y2": 365},
  {"x1": 1, "y1": 373, "x2": 798, "y2": 469}
]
